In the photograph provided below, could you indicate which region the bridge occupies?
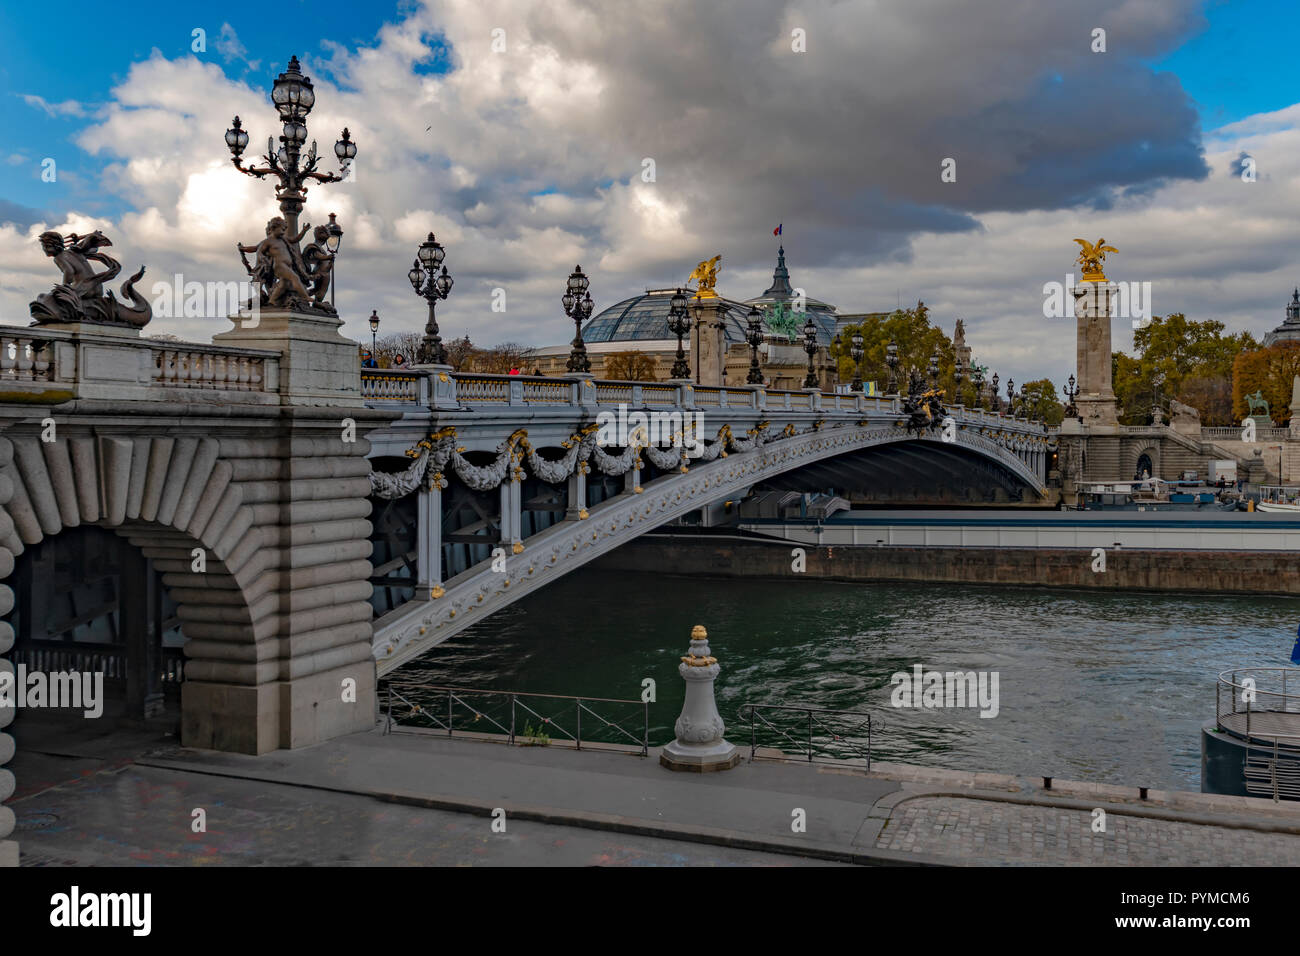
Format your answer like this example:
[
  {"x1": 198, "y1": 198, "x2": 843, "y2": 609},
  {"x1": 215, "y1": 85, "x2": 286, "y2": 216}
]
[
  {"x1": 0, "y1": 318, "x2": 1048, "y2": 764},
  {"x1": 359, "y1": 367, "x2": 1051, "y2": 674}
]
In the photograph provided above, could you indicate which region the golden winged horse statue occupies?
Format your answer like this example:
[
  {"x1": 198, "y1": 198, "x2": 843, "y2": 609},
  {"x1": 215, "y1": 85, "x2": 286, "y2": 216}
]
[
  {"x1": 687, "y1": 255, "x2": 722, "y2": 299},
  {"x1": 1073, "y1": 238, "x2": 1118, "y2": 281}
]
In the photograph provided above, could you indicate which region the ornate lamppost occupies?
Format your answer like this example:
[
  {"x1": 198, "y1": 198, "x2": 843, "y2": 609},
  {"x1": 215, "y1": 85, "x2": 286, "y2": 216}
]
[
  {"x1": 928, "y1": 348, "x2": 940, "y2": 389},
  {"x1": 802, "y1": 315, "x2": 819, "y2": 389},
  {"x1": 885, "y1": 339, "x2": 899, "y2": 396},
  {"x1": 224, "y1": 56, "x2": 356, "y2": 312},
  {"x1": 368, "y1": 309, "x2": 380, "y2": 357},
  {"x1": 325, "y1": 213, "x2": 343, "y2": 306},
  {"x1": 850, "y1": 330, "x2": 865, "y2": 392},
  {"x1": 745, "y1": 306, "x2": 765, "y2": 385},
  {"x1": 563, "y1": 266, "x2": 593, "y2": 374},
  {"x1": 954, "y1": 355, "x2": 965, "y2": 405},
  {"x1": 668, "y1": 288, "x2": 691, "y2": 381},
  {"x1": 972, "y1": 364, "x2": 985, "y2": 410},
  {"x1": 409, "y1": 233, "x2": 454, "y2": 365},
  {"x1": 1005, "y1": 377, "x2": 1015, "y2": 417},
  {"x1": 1063, "y1": 373, "x2": 1079, "y2": 419}
]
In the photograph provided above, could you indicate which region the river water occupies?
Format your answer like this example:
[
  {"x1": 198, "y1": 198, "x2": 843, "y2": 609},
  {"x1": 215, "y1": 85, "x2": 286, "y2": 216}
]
[{"x1": 393, "y1": 569, "x2": 1297, "y2": 792}]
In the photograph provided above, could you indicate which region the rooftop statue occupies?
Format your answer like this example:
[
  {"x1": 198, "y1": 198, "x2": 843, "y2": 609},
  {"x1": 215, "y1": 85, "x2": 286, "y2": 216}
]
[
  {"x1": 762, "y1": 301, "x2": 804, "y2": 341},
  {"x1": 1073, "y1": 237, "x2": 1117, "y2": 282},
  {"x1": 687, "y1": 255, "x2": 721, "y2": 300},
  {"x1": 30, "y1": 230, "x2": 152, "y2": 328}
]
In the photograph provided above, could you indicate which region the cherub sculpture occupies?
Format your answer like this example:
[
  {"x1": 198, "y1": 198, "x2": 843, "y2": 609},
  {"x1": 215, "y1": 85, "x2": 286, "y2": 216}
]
[{"x1": 239, "y1": 216, "x2": 312, "y2": 308}]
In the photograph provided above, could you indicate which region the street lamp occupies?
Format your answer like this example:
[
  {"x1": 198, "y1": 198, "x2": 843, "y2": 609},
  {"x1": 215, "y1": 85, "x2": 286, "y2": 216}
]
[
  {"x1": 224, "y1": 56, "x2": 355, "y2": 312},
  {"x1": 954, "y1": 355, "x2": 965, "y2": 404},
  {"x1": 1006, "y1": 377, "x2": 1015, "y2": 417},
  {"x1": 563, "y1": 266, "x2": 593, "y2": 374},
  {"x1": 1064, "y1": 373, "x2": 1079, "y2": 419},
  {"x1": 325, "y1": 212, "x2": 343, "y2": 306},
  {"x1": 850, "y1": 330, "x2": 864, "y2": 392},
  {"x1": 746, "y1": 306, "x2": 764, "y2": 385},
  {"x1": 668, "y1": 289, "x2": 691, "y2": 381},
  {"x1": 368, "y1": 309, "x2": 380, "y2": 359},
  {"x1": 991, "y1": 372, "x2": 1000, "y2": 413},
  {"x1": 409, "y1": 232, "x2": 454, "y2": 365},
  {"x1": 885, "y1": 339, "x2": 899, "y2": 396},
  {"x1": 972, "y1": 364, "x2": 985, "y2": 410},
  {"x1": 928, "y1": 348, "x2": 940, "y2": 388},
  {"x1": 802, "y1": 315, "x2": 819, "y2": 389}
]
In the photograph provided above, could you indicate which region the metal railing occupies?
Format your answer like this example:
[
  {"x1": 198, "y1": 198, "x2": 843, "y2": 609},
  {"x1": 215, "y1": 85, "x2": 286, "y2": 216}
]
[
  {"x1": 737, "y1": 701, "x2": 873, "y2": 767},
  {"x1": 1216, "y1": 667, "x2": 1300, "y2": 802},
  {"x1": 382, "y1": 683, "x2": 649, "y2": 755}
]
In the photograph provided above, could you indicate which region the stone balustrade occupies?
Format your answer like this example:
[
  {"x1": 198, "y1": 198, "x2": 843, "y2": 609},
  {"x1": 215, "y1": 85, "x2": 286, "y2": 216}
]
[{"x1": 0, "y1": 325, "x2": 280, "y2": 403}]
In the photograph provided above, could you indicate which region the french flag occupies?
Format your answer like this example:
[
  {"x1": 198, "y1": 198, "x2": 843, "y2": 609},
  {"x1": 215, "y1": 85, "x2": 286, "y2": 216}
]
[{"x1": 773, "y1": 224, "x2": 782, "y2": 236}]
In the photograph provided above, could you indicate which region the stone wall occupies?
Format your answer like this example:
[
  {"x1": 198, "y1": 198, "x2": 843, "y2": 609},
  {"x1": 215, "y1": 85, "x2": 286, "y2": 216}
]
[
  {"x1": 0, "y1": 404, "x2": 395, "y2": 755},
  {"x1": 595, "y1": 534, "x2": 1300, "y2": 595}
]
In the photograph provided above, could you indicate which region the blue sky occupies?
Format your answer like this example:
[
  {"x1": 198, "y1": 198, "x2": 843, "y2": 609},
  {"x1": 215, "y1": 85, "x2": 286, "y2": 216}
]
[
  {"x1": 0, "y1": 0, "x2": 443, "y2": 222},
  {"x1": 1150, "y1": 0, "x2": 1300, "y2": 127}
]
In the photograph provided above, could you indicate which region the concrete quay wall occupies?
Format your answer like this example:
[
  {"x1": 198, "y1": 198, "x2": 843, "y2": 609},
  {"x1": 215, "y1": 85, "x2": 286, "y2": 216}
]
[{"x1": 593, "y1": 533, "x2": 1300, "y2": 595}]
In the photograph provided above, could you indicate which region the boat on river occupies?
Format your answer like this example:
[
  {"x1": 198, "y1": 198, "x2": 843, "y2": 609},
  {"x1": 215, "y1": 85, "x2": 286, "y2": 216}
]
[
  {"x1": 1257, "y1": 485, "x2": 1300, "y2": 512},
  {"x1": 1073, "y1": 478, "x2": 1237, "y2": 512}
]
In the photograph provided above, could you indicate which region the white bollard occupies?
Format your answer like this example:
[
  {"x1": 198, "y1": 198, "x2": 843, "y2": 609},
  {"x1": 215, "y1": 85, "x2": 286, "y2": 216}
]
[{"x1": 660, "y1": 625, "x2": 740, "y2": 772}]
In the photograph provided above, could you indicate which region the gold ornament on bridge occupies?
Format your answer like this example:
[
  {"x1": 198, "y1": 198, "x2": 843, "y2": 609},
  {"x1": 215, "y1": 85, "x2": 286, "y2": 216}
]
[
  {"x1": 686, "y1": 255, "x2": 722, "y2": 299},
  {"x1": 1072, "y1": 238, "x2": 1117, "y2": 282}
]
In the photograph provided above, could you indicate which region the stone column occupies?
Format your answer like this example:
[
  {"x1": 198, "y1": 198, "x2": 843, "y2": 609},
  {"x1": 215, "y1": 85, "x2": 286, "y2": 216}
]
[
  {"x1": 213, "y1": 308, "x2": 360, "y2": 407},
  {"x1": 0, "y1": 435, "x2": 16, "y2": 866},
  {"x1": 1072, "y1": 282, "x2": 1120, "y2": 426},
  {"x1": 566, "y1": 463, "x2": 589, "y2": 520},
  {"x1": 690, "y1": 299, "x2": 727, "y2": 387},
  {"x1": 417, "y1": 482, "x2": 443, "y2": 599},
  {"x1": 661, "y1": 625, "x2": 740, "y2": 772}
]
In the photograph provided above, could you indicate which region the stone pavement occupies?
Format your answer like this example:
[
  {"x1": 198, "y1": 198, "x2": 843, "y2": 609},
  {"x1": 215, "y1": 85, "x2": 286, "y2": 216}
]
[{"x1": 10, "y1": 725, "x2": 1300, "y2": 866}]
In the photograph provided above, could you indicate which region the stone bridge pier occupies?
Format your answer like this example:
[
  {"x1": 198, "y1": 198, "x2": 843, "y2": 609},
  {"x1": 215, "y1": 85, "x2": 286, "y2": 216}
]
[{"x1": 0, "y1": 316, "x2": 396, "y2": 759}]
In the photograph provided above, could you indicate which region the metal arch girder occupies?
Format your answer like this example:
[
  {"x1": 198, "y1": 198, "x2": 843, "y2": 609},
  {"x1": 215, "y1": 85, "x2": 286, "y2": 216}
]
[{"x1": 373, "y1": 422, "x2": 1045, "y2": 673}]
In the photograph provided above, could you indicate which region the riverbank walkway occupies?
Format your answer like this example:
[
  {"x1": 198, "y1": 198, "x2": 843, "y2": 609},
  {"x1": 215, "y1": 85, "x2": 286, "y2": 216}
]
[{"x1": 10, "y1": 724, "x2": 1300, "y2": 866}]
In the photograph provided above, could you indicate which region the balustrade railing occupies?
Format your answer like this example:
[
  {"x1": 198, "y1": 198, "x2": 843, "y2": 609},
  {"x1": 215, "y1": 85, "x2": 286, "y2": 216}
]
[
  {"x1": 0, "y1": 334, "x2": 54, "y2": 382},
  {"x1": 361, "y1": 368, "x2": 424, "y2": 402},
  {"x1": 456, "y1": 377, "x2": 510, "y2": 403},
  {"x1": 152, "y1": 345, "x2": 267, "y2": 391}
]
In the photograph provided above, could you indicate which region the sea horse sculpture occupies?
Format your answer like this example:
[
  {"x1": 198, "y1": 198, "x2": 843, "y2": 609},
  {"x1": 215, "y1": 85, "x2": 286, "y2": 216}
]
[{"x1": 30, "y1": 230, "x2": 152, "y2": 327}]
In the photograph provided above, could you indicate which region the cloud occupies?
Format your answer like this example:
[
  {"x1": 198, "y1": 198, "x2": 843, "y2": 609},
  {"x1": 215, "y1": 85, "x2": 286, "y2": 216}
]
[
  {"x1": 19, "y1": 94, "x2": 91, "y2": 118},
  {"x1": 1, "y1": 0, "x2": 1287, "y2": 390}
]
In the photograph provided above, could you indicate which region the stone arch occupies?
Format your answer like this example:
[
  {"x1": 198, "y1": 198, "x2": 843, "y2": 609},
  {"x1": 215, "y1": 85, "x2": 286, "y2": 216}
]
[
  {"x1": 0, "y1": 424, "x2": 378, "y2": 755},
  {"x1": 1128, "y1": 443, "x2": 1160, "y2": 480}
]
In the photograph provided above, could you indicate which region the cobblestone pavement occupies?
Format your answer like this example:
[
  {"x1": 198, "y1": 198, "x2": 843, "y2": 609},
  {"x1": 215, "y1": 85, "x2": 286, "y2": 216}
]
[{"x1": 876, "y1": 796, "x2": 1300, "y2": 865}]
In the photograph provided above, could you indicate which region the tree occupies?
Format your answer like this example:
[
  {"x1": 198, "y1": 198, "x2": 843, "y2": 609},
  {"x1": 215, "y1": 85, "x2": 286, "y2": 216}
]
[
  {"x1": 374, "y1": 331, "x2": 423, "y2": 368},
  {"x1": 1111, "y1": 314, "x2": 1256, "y2": 424},
  {"x1": 1177, "y1": 375, "x2": 1233, "y2": 426},
  {"x1": 828, "y1": 302, "x2": 954, "y2": 395},
  {"x1": 604, "y1": 351, "x2": 658, "y2": 382},
  {"x1": 444, "y1": 335, "x2": 476, "y2": 371},
  {"x1": 1018, "y1": 378, "x2": 1064, "y2": 425},
  {"x1": 470, "y1": 342, "x2": 537, "y2": 374},
  {"x1": 1233, "y1": 341, "x2": 1300, "y2": 424}
]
